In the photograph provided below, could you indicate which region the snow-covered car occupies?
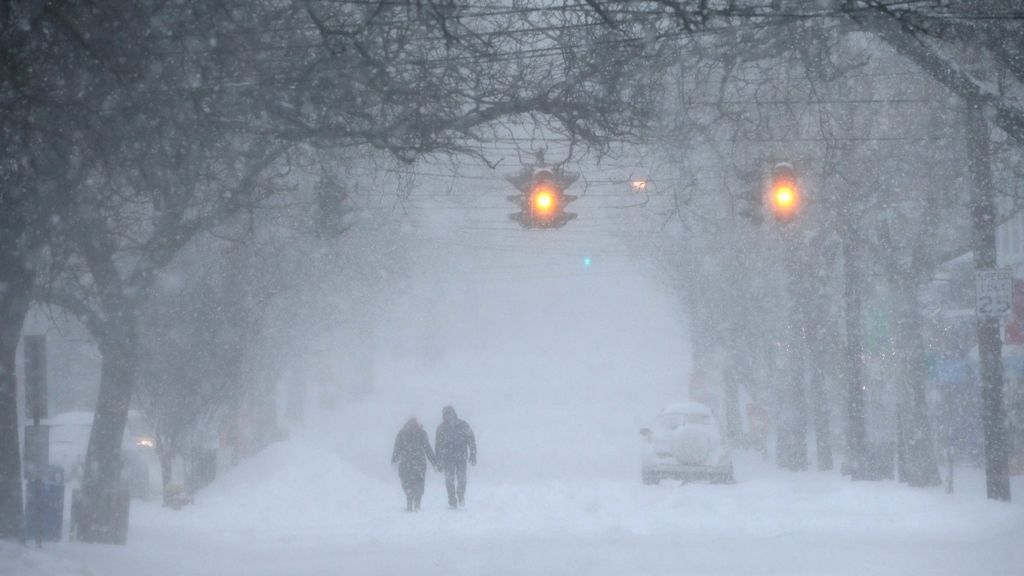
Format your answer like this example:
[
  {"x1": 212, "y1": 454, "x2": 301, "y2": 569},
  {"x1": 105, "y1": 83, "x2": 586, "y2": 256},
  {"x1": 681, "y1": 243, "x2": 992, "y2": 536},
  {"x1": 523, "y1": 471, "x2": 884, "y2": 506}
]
[
  {"x1": 640, "y1": 402, "x2": 734, "y2": 485},
  {"x1": 46, "y1": 410, "x2": 161, "y2": 500}
]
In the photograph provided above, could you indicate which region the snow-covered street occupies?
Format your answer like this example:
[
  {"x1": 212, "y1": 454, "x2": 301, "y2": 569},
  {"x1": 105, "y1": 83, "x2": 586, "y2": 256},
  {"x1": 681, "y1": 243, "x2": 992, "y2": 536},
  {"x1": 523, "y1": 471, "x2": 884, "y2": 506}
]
[
  {"x1": 5, "y1": 255, "x2": 1024, "y2": 576},
  {"x1": 3, "y1": 440, "x2": 1022, "y2": 576}
]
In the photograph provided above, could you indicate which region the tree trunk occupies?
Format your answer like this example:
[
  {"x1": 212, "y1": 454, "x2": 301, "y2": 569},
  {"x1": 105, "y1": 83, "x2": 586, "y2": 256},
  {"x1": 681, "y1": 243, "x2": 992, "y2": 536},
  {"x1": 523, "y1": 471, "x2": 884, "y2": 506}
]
[
  {"x1": 77, "y1": 317, "x2": 138, "y2": 543},
  {"x1": 805, "y1": 310, "x2": 834, "y2": 472},
  {"x1": 966, "y1": 103, "x2": 1012, "y2": 501},
  {"x1": 895, "y1": 281, "x2": 941, "y2": 487},
  {"x1": 840, "y1": 219, "x2": 867, "y2": 477},
  {"x1": 723, "y1": 360, "x2": 743, "y2": 447},
  {"x1": 0, "y1": 259, "x2": 32, "y2": 541},
  {"x1": 776, "y1": 229, "x2": 808, "y2": 471},
  {"x1": 156, "y1": 439, "x2": 173, "y2": 507}
]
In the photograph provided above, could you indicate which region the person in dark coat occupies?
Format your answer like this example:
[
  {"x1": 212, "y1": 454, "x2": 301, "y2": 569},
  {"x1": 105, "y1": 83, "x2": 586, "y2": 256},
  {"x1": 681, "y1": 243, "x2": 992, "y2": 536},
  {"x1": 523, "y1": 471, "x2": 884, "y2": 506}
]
[
  {"x1": 392, "y1": 417, "x2": 439, "y2": 512},
  {"x1": 435, "y1": 405, "x2": 476, "y2": 508}
]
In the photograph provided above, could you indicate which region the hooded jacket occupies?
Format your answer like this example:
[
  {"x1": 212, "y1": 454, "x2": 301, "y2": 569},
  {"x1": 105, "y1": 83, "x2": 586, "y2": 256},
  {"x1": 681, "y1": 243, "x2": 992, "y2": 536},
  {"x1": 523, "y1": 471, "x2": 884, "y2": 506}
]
[
  {"x1": 392, "y1": 419, "x2": 437, "y2": 474},
  {"x1": 435, "y1": 406, "x2": 476, "y2": 465}
]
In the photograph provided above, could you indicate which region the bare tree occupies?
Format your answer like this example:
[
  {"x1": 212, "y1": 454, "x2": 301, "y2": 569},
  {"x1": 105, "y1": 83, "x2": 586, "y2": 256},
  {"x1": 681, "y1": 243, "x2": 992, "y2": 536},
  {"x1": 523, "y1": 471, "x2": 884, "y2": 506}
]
[
  {"x1": 19, "y1": 0, "x2": 665, "y2": 542},
  {"x1": 600, "y1": 2, "x2": 981, "y2": 484},
  {"x1": 0, "y1": 0, "x2": 111, "y2": 540}
]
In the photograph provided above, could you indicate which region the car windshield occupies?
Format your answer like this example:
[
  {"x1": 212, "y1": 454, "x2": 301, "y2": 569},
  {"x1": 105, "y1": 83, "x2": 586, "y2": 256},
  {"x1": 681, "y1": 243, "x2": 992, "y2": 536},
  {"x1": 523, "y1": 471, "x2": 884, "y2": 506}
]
[
  {"x1": 659, "y1": 413, "x2": 686, "y2": 429},
  {"x1": 686, "y1": 414, "x2": 710, "y2": 426},
  {"x1": 660, "y1": 413, "x2": 711, "y2": 428}
]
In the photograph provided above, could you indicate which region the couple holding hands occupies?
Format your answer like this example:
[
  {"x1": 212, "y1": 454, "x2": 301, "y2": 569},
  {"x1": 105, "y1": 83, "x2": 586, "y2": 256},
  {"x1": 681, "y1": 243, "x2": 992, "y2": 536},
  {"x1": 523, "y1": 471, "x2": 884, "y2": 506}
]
[{"x1": 392, "y1": 406, "x2": 476, "y2": 511}]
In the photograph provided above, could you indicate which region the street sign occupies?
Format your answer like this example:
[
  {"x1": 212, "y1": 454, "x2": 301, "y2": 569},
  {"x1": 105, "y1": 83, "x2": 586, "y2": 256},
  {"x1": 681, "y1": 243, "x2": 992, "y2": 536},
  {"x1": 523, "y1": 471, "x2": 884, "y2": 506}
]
[{"x1": 976, "y1": 268, "x2": 1013, "y2": 319}]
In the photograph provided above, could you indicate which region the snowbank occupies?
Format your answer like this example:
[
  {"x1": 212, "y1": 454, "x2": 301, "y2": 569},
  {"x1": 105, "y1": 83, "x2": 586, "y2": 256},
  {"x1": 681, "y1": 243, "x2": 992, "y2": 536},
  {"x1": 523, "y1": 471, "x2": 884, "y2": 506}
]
[
  {"x1": 4, "y1": 449, "x2": 1022, "y2": 576},
  {"x1": 136, "y1": 440, "x2": 1024, "y2": 548}
]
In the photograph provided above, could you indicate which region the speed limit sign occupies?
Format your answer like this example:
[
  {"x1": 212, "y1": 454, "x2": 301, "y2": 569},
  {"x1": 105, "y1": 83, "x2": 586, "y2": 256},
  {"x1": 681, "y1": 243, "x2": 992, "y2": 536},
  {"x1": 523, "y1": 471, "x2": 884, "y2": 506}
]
[{"x1": 976, "y1": 268, "x2": 1013, "y2": 318}]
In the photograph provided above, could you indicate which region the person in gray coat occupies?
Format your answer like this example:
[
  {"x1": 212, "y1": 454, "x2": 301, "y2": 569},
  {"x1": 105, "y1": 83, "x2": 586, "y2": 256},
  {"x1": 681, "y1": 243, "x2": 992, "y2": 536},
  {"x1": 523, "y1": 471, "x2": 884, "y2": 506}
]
[
  {"x1": 392, "y1": 417, "x2": 439, "y2": 512},
  {"x1": 435, "y1": 406, "x2": 476, "y2": 508}
]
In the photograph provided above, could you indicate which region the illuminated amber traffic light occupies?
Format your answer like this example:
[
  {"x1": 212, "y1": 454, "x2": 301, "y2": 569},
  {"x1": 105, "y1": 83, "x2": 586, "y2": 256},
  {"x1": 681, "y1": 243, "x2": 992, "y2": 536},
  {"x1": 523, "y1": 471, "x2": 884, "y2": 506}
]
[
  {"x1": 768, "y1": 163, "x2": 799, "y2": 223},
  {"x1": 770, "y1": 182, "x2": 798, "y2": 215},
  {"x1": 506, "y1": 166, "x2": 578, "y2": 228},
  {"x1": 530, "y1": 184, "x2": 558, "y2": 219}
]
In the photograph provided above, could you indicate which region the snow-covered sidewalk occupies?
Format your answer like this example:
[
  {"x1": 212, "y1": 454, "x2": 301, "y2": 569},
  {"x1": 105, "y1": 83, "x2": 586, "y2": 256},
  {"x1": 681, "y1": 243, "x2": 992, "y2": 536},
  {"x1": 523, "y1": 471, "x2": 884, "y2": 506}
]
[{"x1": 3, "y1": 440, "x2": 1022, "y2": 576}]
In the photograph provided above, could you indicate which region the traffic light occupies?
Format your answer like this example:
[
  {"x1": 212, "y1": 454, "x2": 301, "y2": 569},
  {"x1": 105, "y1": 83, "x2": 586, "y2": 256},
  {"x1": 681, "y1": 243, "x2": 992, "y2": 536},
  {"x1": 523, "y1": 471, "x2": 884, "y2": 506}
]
[
  {"x1": 506, "y1": 167, "x2": 578, "y2": 228},
  {"x1": 767, "y1": 162, "x2": 799, "y2": 223}
]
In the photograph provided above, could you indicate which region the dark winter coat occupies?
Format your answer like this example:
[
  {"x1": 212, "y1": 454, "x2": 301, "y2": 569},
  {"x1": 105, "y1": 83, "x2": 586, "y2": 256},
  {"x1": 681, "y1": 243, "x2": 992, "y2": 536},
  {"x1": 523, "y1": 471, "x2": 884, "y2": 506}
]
[
  {"x1": 392, "y1": 422, "x2": 437, "y2": 476},
  {"x1": 435, "y1": 408, "x2": 476, "y2": 465}
]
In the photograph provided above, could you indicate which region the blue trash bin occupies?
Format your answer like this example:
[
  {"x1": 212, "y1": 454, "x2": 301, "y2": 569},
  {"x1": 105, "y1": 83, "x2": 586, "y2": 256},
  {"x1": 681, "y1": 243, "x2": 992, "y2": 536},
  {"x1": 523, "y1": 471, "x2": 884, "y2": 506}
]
[{"x1": 25, "y1": 466, "x2": 65, "y2": 542}]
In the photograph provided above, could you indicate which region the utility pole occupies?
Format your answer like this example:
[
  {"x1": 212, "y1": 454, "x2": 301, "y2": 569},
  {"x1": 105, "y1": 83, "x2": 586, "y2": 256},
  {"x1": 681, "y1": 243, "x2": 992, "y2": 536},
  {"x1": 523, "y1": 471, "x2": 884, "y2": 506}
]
[{"x1": 966, "y1": 103, "x2": 1011, "y2": 501}]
